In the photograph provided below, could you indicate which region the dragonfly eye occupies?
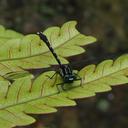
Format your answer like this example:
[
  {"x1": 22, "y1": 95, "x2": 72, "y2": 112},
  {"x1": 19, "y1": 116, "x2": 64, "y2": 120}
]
[{"x1": 69, "y1": 77, "x2": 74, "y2": 81}]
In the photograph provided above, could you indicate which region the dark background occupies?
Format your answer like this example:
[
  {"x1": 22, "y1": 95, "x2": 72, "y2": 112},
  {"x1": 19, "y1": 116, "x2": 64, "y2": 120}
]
[{"x1": 0, "y1": 0, "x2": 128, "y2": 128}]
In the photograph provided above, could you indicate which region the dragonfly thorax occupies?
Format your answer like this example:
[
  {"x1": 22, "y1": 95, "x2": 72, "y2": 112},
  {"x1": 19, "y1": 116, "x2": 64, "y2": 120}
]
[{"x1": 59, "y1": 65, "x2": 76, "y2": 83}]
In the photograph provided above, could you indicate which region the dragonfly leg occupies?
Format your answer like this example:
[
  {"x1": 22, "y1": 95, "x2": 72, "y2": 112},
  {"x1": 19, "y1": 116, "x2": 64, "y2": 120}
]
[
  {"x1": 76, "y1": 78, "x2": 83, "y2": 86},
  {"x1": 45, "y1": 72, "x2": 60, "y2": 88},
  {"x1": 56, "y1": 82, "x2": 67, "y2": 92},
  {"x1": 56, "y1": 83, "x2": 61, "y2": 93},
  {"x1": 61, "y1": 83, "x2": 67, "y2": 91},
  {"x1": 45, "y1": 72, "x2": 57, "y2": 79},
  {"x1": 74, "y1": 73, "x2": 83, "y2": 86},
  {"x1": 51, "y1": 73, "x2": 58, "y2": 87}
]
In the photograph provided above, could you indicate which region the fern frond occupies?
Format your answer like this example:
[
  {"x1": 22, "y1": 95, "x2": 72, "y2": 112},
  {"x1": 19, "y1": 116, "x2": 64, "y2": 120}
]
[
  {"x1": 0, "y1": 54, "x2": 127, "y2": 128},
  {"x1": 0, "y1": 25, "x2": 23, "y2": 41},
  {"x1": 0, "y1": 21, "x2": 96, "y2": 70}
]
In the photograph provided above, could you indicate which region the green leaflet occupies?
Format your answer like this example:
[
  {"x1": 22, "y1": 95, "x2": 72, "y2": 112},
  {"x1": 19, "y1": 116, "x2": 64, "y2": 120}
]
[
  {"x1": 43, "y1": 21, "x2": 96, "y2": 57},
  {"x1": 0, "y1": 25, "x2": 23, "y2": 41},
  {"x1": 0, "y1": 21, "x2": 96, "y2": 71},
  {"x1": 0, "y1": 54, "x2": 127, "y2": 127}
]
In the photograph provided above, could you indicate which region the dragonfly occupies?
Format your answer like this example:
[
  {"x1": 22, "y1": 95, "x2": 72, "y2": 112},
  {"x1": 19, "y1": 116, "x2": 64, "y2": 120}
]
[{"x1": 37, "y1": 32, "x2": 81, "y2": 90}]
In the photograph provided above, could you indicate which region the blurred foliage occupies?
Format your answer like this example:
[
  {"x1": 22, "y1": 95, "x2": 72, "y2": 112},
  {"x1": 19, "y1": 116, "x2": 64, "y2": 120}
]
[{"x1": 0, "y1": 0, "x2": 128, "y2": 128}]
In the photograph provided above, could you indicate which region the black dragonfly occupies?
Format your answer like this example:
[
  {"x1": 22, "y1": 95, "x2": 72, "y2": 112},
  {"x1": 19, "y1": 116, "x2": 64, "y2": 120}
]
[{"x1": 37, "y1": 32, "x2": 81, "y2": 90}]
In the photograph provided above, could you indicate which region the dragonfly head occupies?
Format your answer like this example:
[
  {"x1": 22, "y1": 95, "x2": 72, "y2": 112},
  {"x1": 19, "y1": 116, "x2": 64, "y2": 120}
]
[{"x1": 64, "y1": 74, "x2": 76, "y2": 83}]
